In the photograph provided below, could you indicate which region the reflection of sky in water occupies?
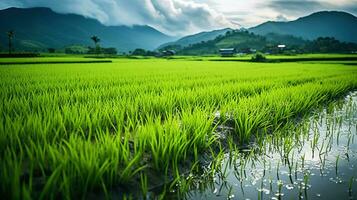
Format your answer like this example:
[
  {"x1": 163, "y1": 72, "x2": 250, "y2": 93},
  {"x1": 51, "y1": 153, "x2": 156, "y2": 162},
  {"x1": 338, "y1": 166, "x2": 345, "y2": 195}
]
[{"x1": 182, "y1": 92, "x2": 357, "y2": 200}]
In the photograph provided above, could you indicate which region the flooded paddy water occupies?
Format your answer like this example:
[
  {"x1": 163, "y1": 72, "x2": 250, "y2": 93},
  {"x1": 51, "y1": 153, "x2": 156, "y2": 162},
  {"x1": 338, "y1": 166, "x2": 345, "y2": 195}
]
[{"x1": 150, "y1": 92, "x2": 357, "y2": 200}]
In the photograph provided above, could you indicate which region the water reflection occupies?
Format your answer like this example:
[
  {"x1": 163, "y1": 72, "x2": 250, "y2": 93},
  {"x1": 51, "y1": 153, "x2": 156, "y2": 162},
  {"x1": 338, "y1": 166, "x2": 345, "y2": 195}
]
[{"x1": 162, "y1": 92, "x2": 357, "y2": 200}]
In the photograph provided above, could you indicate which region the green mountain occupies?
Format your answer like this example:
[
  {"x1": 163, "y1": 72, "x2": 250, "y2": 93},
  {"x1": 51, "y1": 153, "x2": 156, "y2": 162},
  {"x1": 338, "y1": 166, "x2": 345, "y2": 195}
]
[
  {"x1": 0, "y1": 7, "x2": 175, "y2": 52},
  {"x1": 158, "y1": 28, "x2": 232, "y2": 50},
  {"x1": 249, "y1": 11, "x2": 357, "y2": 43},
  {"x1": 168, "y1": 30, "x2": 308, "y2": 55}
]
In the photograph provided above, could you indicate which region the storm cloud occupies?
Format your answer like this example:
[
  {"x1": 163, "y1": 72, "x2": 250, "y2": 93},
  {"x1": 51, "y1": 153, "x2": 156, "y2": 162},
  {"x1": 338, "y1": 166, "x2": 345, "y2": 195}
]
[
  {"x1": 0, "y1": 0, "x2": 234, "y2": 35},
  {"x1": 1, "y1": 0, "x2": 356, "y2": 34}
]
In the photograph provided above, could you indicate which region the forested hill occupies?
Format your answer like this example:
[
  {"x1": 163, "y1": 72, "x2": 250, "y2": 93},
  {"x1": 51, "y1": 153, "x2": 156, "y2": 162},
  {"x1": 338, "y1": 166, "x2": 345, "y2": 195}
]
[
  {"x1": 0, "y1": 7, "x2": 174, "y2": 52},
  {"x1": 249, "y1": 11, "x2": 357, "y2": 43}
]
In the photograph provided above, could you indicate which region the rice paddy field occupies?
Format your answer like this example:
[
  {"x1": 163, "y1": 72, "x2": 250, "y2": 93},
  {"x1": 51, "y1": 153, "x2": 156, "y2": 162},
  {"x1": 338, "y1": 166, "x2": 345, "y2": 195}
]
[{"x1": 1, "y1": 56, "x2": 357, "y2": 199}]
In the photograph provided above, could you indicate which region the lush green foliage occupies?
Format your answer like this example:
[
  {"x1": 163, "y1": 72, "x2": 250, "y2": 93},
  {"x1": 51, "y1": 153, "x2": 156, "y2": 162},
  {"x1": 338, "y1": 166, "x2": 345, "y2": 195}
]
[
  {"x1": 305, "y1": 37, "x2": 357, "y2": 53},
  {"x1": 163, "y1": 30, "x2": 357, "y2": 55},
  {"x1": 251, "y1": 53, "x2": 267, "y2": 62},
  {"x1": 0, "y1": 58, "x2": 356, "y2": 199}
]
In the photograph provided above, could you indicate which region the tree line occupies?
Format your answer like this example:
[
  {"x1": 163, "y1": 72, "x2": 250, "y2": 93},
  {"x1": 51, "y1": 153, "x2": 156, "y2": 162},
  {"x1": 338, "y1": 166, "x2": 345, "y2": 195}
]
[{"x1": 1, "y1": 31, "x2": 117, "y2": 55}]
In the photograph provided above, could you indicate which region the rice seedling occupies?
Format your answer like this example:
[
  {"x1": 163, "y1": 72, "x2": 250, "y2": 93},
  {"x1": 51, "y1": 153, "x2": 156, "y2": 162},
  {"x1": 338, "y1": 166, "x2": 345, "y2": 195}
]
[
  {"x1": 140, "y1": 173, "x2": 148, "y2": 199},
  {"x1": 303, "y1": 172, "x2": 310, "y2": 199},
  {"x1": 349, "y1": 177, "x2": 354, "y2": 197},
  {"x1": 301, "y1": 154, "x2": 305, "y2": 170},
  {"x1": 335, "y1": 155, "x2": 340, "y2": 176},
  {"x1": 276, "y1": 180, "x2": 284, "y2": 200}
]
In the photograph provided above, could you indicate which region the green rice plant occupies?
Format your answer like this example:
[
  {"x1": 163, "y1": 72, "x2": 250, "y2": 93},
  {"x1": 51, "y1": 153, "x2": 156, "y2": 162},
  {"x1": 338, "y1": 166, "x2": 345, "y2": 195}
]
[
  {"x1": 303, "y1": 172, "x2": 310, "y2": 199},
  {"x1": 140, "y1": 173, "x2": 148, "y2": 199},
  {"x1": 349, "y1": 177, "x2": 354, "y2": 195},
  {"x1": 0, "y1": 149, "x2": 23, "y2": 200},
  {"x1": 301, "y1": 154, "x2": 305, "y2": 170},
  {"x1": 335, "y1": 155, "x2": 340, "y2": 176}
]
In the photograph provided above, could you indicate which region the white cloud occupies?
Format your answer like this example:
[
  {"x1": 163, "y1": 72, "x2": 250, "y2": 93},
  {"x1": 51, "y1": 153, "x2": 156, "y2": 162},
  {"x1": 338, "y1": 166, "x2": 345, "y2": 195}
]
[
  {"x1": 276, "y1": 14, "x2": 289, "y2": 22},
  {"x1": 1, "y1": 0, "x2": 356, "y2": 34},
  {"x1": 193, "y1": 0, "x2": 357, "y2": 28},
  {"x1": 0, "y1": 0, "x2": 236, "y2": 36}
]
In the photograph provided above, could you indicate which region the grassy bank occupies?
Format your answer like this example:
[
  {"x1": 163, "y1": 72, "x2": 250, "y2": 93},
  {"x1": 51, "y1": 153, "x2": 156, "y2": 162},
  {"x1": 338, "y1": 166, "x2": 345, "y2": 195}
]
[{"x1": 0, "y1": 57, "x2": 357, "y2": 199}]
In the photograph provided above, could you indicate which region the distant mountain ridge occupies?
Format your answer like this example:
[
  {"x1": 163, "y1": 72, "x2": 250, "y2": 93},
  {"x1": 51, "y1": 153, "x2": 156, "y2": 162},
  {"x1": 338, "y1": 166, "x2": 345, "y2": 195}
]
[
  {"x1": 160, "y1": 11, "x2": 357, "y2": 53},
  {"x1": 249, "y1": 11, "x2": 357, "y2": 43},
  {"x1": 159, "y1": 28, "x2": 233, "y2": 49},
  {"x1": 0, "y1": 7, "x2": 175, "y2": 52}
]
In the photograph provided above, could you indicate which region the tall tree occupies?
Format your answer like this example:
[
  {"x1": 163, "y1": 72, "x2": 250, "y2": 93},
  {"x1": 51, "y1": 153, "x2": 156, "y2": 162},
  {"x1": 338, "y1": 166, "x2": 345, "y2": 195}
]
[
  {"x1": 90, "y1": 35, "x2": 100, "y2": 55},
  {"x1": 7, "y1": 30, "x2": 14, "y2": 54}
]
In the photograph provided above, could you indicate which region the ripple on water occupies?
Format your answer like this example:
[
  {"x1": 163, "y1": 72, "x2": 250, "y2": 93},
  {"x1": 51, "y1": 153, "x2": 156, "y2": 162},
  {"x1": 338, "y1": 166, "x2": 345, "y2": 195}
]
[{"x1": 183, "y1": 92, "x2": 357, "y2": 200}]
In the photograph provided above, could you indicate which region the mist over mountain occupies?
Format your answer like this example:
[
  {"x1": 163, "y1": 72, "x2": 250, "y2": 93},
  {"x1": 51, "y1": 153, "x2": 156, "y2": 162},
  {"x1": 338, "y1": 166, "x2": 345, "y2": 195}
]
[
  {"x1": 0, "y1": 7, "x2": 175, "y2": 52},
  {"x1": 249, "y1": 11, "x2": 357, "y2": 43}
]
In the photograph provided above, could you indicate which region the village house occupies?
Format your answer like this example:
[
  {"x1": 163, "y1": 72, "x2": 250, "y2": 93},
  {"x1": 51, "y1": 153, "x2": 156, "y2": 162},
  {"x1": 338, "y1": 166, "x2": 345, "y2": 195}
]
[{"x1": 219, "y1": 48, "x2": 236, "y2": 57}]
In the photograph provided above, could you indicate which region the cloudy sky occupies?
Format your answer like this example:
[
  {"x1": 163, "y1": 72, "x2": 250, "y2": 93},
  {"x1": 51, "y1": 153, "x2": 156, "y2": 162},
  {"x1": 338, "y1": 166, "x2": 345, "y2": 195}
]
[{"x1": 0, "y1": 0, "x2": 356, "y2": 36}]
